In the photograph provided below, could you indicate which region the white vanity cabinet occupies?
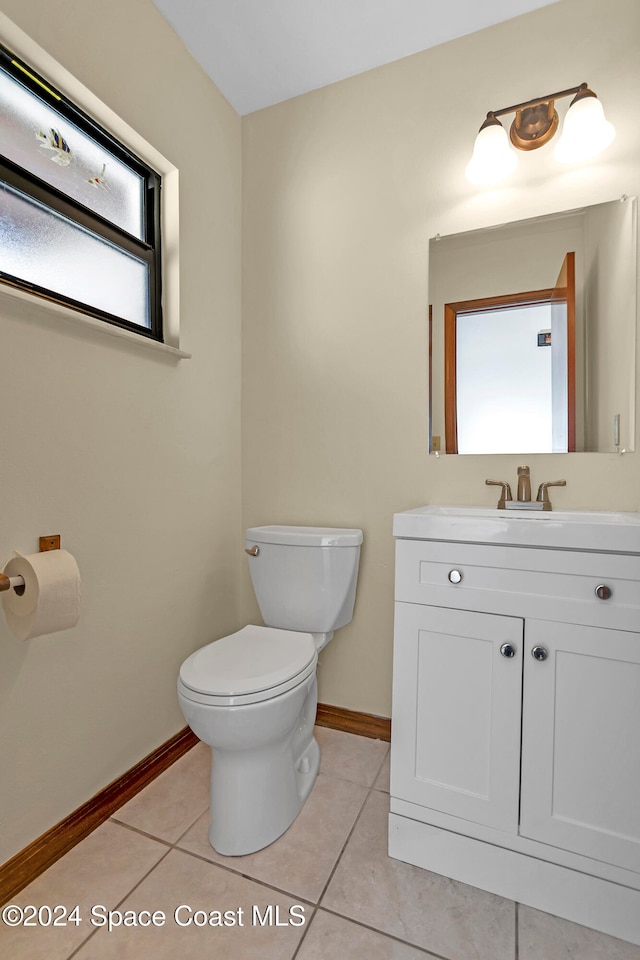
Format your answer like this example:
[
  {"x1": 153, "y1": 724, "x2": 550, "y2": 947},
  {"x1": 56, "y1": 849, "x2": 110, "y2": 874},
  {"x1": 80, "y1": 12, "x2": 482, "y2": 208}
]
[
  {"x1": 389, "y1": 508, "x2": 640, "y2": 946},
  {"x1": 392, "y1": 602, "x2": 524, "y2": 834},
  {"x1": 520, "y1": 618, "x2": 640, "y2": 874}
]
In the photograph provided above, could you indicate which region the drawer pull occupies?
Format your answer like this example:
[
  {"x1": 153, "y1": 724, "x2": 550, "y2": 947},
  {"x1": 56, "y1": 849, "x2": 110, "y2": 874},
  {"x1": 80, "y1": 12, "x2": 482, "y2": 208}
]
[
  {"x1": 595, "y1": 583, "x2": 612, "y2": 600},
  {"x1": 500, "y1": 643, "x2": 516, "y2": 658},
  {"x1": 448, "y1": 569, "x2": 463, "y2": 584},
  {"x1": 531, "y1": 645, "x2": 548, "y2": 662}
]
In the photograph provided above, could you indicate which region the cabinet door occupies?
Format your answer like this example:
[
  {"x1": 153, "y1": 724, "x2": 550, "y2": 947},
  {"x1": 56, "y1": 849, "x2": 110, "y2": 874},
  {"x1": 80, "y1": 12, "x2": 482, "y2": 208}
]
[
  {"x1": 391, "y1": 602, "x2": 523, "y2": 832},
  {"x1": 520, "y1": 619, "x2": 640, "y2": 872}
]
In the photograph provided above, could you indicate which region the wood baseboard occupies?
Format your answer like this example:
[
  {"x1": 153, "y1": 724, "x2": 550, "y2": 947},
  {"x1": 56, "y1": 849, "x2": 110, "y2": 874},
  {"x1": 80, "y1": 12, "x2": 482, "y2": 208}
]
[
  {"x1": 316, "y1": 702, "x2": 391, "y2": 741},
  {"x1": 0, "y1": 727, "x2": 197, "y2": 907},
  {"x1": 0, "y1": 703, "x2": 389, "y2": 904}
]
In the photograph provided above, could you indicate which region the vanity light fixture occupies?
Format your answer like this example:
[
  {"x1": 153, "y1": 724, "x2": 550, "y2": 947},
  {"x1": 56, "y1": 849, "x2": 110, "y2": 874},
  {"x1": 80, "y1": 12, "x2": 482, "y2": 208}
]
[{"x1": 465, "y1": 83, "x2": 615, "y2": 185}]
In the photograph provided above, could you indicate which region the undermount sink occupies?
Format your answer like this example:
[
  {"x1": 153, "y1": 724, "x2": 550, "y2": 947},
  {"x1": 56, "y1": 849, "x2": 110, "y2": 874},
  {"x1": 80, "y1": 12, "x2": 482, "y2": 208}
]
[{"x1": 393, "y1": 505, "x2": 640, "y2": 553}]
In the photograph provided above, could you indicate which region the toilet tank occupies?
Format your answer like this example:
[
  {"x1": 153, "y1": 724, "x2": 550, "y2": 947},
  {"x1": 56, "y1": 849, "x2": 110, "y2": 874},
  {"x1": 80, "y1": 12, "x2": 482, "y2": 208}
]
[{"x1": 245, "y1": 526, "x2": 363, "y2": 633}]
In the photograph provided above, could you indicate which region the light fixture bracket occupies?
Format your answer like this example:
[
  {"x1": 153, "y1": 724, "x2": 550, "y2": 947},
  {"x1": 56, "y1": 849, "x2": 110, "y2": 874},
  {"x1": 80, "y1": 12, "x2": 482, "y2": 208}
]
[
  {"x1": 510, "y1": 102, "x2": 558, "y2": 150},
  {"x1": 484, "y1": 83, "x2": 592, "y2": 153}
]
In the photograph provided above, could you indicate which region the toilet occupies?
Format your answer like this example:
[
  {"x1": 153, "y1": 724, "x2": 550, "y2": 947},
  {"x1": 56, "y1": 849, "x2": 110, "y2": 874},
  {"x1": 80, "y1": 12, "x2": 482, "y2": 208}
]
[{"x1": 177, "y1": 524, "x2": 363, "y2": 856}]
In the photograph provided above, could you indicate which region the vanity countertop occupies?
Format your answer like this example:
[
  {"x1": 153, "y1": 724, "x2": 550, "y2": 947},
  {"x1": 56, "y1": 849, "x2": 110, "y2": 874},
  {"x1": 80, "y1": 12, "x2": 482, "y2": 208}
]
[{"x1": 393, "y1": 505, "x2": 640, "y2": 554}]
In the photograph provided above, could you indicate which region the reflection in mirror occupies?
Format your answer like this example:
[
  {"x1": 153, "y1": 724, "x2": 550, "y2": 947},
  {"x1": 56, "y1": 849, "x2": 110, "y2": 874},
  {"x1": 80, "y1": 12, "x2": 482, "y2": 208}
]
[{"x1": 429, "y1": 197, "x2": 637, "y2": 455}]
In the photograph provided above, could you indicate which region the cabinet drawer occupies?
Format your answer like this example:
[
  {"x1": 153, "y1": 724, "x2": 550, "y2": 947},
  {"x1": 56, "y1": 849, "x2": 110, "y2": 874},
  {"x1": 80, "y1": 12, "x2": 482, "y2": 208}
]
[{"x1": 395, "y1": 539, "x2": 640, "y2": 631}]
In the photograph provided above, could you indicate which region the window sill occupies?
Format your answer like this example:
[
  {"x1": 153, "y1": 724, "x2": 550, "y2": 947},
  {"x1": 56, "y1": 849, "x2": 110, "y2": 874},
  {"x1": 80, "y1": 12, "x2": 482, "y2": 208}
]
[{"x1": 0, "y1": 284, "x2": 191, "y2": 359}]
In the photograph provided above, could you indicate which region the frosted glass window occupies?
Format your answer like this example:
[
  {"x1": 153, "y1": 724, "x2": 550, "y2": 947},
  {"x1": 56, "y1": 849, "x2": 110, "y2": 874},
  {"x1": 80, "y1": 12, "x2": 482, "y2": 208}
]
[
  {"x1": 0, "y1": 66, "x2": 145, "y2": 238},
  {"x1": 1, "y1": 183, "x2": 149, "y2": 328},
  {"x1": 0, "y1": 44, "x2": 162, "y2": 340}
]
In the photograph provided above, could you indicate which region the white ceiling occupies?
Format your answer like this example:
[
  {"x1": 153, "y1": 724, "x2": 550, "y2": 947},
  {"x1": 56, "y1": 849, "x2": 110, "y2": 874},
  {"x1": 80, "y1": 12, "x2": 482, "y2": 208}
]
[{"x1": 150, "y1": 0, "x2": 560, "y2": 116}]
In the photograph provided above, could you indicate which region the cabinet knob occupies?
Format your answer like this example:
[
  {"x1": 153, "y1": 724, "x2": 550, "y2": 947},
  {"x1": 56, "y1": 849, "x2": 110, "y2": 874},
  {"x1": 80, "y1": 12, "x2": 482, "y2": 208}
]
[
  {"x1": 531, "y1": 645, "x2": 548, "y2": 662},
  {"x1": 595, "y1": 584, "x2": 612, "y2": 600},
  {"x1": 500, "y1": 643, "x2": 516, "y2": 658},
  {"x1": 447, "y1": 569, "x2": 463, "y2": 584}
]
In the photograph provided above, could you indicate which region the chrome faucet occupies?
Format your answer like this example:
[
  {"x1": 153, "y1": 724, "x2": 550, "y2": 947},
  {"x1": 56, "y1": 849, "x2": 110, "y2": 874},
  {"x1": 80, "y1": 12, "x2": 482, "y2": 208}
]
[{"x1": 486, "y1": 467, "x2": 566, "y2": 511}]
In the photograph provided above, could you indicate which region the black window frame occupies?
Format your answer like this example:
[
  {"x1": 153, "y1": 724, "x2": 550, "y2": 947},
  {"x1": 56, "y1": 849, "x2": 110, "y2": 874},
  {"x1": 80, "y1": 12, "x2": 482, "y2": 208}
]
[{"x1": 0, "y1": 41, "x2": 163, "y2": 341}]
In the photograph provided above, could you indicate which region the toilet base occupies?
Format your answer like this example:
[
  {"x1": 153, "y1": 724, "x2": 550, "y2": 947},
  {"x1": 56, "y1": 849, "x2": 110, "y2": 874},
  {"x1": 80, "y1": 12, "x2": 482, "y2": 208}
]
[
  {"x1": 183, "y1": 673, "x2": 320, "y2": 857},
  {"x1": 209, "y1": 734, "x2": 320, "y2": 856}
]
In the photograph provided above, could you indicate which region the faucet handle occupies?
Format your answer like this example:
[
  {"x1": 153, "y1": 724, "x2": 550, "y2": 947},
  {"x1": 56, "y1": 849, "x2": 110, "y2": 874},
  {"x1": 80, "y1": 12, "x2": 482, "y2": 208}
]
[
  {"x1": 485, "y1": 479, "x2": 513, "y2": 509},
  {"x1": 536, "y1": 480, "x2": 567, "y2": 506}
]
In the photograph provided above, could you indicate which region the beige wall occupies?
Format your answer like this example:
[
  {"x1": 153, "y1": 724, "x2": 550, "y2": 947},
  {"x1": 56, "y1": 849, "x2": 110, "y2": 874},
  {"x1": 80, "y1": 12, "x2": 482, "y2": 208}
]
[
  {"x1": 0, "y1": 0, "x2": 243, "y2": 863},
  {"x1": 242, "y1": 0, "x2": 640, "y2": 717}
]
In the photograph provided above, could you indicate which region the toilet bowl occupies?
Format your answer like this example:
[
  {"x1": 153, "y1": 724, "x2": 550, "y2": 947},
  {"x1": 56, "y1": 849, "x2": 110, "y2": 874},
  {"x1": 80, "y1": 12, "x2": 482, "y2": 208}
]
[
  {"x1": 178, "y1": 625, "x2": 320, "y2": 855},
  {"x1": 178, "y1": 525, "x2": 362, "y2": 856}
]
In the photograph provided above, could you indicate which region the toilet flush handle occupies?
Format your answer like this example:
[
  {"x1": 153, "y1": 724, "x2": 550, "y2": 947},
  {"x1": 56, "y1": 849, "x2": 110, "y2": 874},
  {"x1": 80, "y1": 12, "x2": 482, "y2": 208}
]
[{"x1": 245, "y1": 545, "x2": 260, "y2": 557}]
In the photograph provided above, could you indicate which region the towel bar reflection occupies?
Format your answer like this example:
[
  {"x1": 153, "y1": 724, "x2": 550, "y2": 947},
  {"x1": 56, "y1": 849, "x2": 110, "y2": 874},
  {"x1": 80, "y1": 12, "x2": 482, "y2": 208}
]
[{"x1": 0, "y1": 572, "x2": 25, "y2": 594}]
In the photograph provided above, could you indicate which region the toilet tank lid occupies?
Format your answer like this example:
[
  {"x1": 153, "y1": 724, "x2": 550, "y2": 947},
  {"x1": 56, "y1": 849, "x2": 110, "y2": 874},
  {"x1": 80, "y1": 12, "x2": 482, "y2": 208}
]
[{"x1": 246, "y1": 525, "x2": 363, "y2": 547}]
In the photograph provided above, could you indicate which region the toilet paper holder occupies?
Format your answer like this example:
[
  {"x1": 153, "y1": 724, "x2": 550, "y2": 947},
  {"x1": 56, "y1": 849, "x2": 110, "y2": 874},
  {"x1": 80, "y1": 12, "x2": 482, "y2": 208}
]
[
  {"x1": 0, "y1": 573, "x2": 25, "y2": 593},
  {"x1": 0, "y1": 534, "x2": 62, "y2": 593}
]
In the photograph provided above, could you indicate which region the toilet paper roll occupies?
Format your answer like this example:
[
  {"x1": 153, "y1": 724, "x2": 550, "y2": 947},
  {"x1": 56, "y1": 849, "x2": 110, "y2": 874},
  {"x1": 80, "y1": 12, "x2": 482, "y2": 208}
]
[{"x1": 2, "y1": 550, "x2": 81, "y2": 641}]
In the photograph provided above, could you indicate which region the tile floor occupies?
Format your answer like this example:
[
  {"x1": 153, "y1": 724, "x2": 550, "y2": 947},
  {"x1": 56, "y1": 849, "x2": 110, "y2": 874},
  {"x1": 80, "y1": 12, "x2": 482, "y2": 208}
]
[{"x1": 2, "y1": 727, "x2": 640, "y2": 959}]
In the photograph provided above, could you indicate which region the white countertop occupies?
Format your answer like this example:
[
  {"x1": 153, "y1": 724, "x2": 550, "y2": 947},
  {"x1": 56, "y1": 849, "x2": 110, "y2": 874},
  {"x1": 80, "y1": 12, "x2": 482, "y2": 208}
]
[{"x1": 393, "y1": 505, "x2": 640, "y2": 553}]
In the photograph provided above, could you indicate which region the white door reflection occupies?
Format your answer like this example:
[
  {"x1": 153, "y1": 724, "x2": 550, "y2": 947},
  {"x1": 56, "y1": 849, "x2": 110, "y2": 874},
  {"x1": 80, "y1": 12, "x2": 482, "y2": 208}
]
[{"x1": 456, "y1": 303, "x2": 554, "y2": 454}]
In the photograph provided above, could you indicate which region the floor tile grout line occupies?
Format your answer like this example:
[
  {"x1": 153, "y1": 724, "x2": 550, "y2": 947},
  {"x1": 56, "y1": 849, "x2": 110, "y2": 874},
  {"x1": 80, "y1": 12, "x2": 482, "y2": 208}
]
[
  {"x1": 64, "y1": 844, "x2": 175, "y2": 960},
  {"x1": 171, "y1": 804, "x2": 212, "y2": 846},
  {"x1": 318, "y1": 739, "x2": 390, "y2": 790},
  {"x1": 312, "y1": 903, "x2": 453, "y2": 959},
  {"x1": 108, "y1": 817, "x2": 176, "y2": 848},
  {"x1": 65, "y1": 841, "x2": 320, "y2": 960},
  {"x1": 315, "y1": 778, "x2": 376, "y2": 906},
  {"x1": 311, "y1": 764, "x2": 462, "y2": 959},
  {"x1": 370, "y1": 741, "x2": 391, "y2": 787},
  {"x1": 289, "y1": 903, "x2": 319, "y2": 960},
  {"x1": 109, "y1": 796, "x2": 209, "y2": 849},
  {"x1": 164, "y1": 841, "x2": 321, "y2": 910},
  {"x1": 313, "y1": 762, "x2": 454, "y2": 959}
]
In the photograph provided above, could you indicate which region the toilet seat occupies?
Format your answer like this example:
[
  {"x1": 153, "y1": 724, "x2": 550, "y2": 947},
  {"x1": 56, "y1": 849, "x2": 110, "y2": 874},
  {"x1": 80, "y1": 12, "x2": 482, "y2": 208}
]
[{"x1": 178, "y1": 625, "x2": 317, "y2": 707}]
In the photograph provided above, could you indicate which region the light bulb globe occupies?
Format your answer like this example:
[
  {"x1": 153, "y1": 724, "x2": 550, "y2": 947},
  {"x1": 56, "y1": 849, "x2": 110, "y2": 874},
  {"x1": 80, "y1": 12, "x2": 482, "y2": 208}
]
[
  {"x1": 465, "y1": 122, "x2": 518, "y2": 185},
  {"x1": 554, "y1": 95, "x2": 615, "y2": 163}
]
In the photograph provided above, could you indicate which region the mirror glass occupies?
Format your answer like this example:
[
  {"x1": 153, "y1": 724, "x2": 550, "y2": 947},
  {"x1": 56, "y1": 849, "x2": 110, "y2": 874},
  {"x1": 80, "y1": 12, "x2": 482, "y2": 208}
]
[{"x1": 429, "y1": 197, "x2": 637, "y2": 454}]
